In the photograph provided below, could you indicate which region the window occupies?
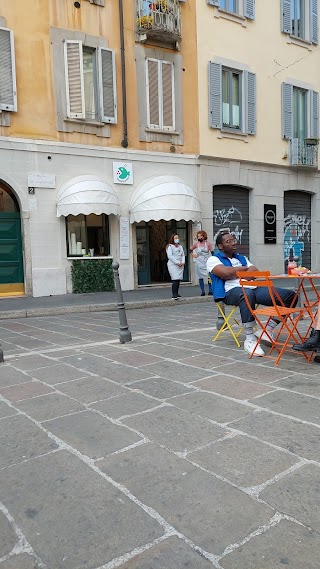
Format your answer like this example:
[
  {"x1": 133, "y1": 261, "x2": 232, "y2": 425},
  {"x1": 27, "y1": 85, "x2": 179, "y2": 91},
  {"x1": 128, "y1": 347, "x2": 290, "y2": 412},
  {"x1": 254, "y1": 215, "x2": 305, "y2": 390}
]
[
  {"x1": 222, "y1": 68, "x2": 241, "y2": 129},
  {"x1": 209, "y1": 62, "x2": 256, "y2": 135},
  {"x1": 0, "y1": 27, "x2": 17, "y2": 112},
  {"x1": 282, "y1": 0, "x2": 318, "y2": 44},
  {"x1": 207, "y1": 0, "x2": 255, "y2": 20},
  {"x1": 64, "y1": 41, "x2": 117, "y2": 123},
  {"x1": 146, "y1": 58, "x2": 175, "y2": 131},
  {"x1": 282, "y1": 83, "x2": 319, "y2": 140},
  {"x1": 66, "y1": 214, "x2": 110, "y2": 257}
]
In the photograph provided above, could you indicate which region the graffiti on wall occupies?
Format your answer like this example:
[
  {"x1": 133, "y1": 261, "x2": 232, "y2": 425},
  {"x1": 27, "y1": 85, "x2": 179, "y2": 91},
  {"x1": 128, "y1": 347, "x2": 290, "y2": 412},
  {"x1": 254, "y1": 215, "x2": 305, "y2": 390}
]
[
  {"x1": 213, "y1": 206, "x2": 243, "y2": 247},
  {"x1": 283, "y1": 213, "x2": 311, "y2": 263}
]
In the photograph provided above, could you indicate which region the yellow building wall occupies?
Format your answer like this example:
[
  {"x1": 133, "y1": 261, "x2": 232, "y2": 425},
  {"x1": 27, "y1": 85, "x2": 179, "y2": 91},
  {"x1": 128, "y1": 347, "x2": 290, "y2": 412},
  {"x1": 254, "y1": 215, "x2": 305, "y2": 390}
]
[
  {"x1": 197, "y1": 0, "x2": 320, "y2": 165},
  {"x1": 0, "y1": 0, "x2": 199, "y2": 154}
]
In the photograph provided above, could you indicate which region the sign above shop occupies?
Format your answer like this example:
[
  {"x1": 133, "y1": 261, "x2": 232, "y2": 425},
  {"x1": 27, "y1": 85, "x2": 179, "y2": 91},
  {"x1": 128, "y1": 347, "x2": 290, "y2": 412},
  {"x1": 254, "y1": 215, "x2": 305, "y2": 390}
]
[
  {"x1": 113, "y1": 162, "x2": 133, "y2": 185},
  {"x1": 27, "y1": 173, "x2": 56, "y2": 188}
]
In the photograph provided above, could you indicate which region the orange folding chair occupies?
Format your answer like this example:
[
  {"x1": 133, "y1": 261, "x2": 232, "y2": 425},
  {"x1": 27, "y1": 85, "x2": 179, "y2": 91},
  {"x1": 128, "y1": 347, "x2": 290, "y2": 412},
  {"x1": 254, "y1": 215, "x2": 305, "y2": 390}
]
[{"x1": 237, "y1": 270, "x2": 311, "y2": 366}]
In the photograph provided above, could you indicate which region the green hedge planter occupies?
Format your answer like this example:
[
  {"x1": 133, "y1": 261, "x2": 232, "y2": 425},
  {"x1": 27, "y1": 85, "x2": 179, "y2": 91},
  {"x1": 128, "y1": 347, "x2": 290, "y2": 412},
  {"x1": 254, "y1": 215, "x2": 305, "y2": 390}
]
[{"x1": 71, "y1": 259, "x2": 115, "y2": 294}]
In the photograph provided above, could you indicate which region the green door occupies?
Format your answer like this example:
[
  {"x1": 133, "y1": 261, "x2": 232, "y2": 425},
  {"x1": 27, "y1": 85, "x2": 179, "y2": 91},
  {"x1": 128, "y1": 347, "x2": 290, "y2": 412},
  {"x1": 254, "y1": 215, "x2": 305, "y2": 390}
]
[
  {"x1": 136, "y1": 224, "x2": 151, "y2": 285},
  {"x1": 0, "y1": 212, "x2": 24, "y2": 286}
]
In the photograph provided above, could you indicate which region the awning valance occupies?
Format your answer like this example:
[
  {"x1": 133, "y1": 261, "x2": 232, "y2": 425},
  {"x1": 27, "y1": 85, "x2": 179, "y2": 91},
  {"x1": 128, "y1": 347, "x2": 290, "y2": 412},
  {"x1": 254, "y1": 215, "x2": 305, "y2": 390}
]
[
  {"x1": 129, "y1": 176, "x2": 201, "y2": 223},
  {"x1": 57, "y1": 175, "x2": 120, "y2": 217}
]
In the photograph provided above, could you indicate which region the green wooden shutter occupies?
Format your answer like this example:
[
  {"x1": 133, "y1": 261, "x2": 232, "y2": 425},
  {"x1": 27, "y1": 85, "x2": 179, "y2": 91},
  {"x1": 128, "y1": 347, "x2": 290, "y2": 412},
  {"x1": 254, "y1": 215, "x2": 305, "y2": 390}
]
[
  {"x1": 245, "y1": 71, "x2": 256, "y2": 135},
  {"x1": 310, "y1": 90, "x2": 319, "y2": 138},
  {"x1": 209, "y1": 62, "x2": 222, "y2": 129},
  {"x1": 282, "y1": 83, "x2": 293, "y2": 140},
  {"x1": 244, "y1": 0, "x2": 255, "y2": 20},
  {"x1": 310, "y1": 0, "x2": 319, "y2": 44},
  {"x1": 281, "y1": 0, "x2": 292, "y2": 34},
  {"x1": 147, "y1": 58, "x2": 160, "y2": 128},
  {"x1": 0, "y1": 27, "x2": 17, "y2": 112},
  {"x1": 98, "y1": 48, "x2": 117, "y2": 123},
  {"x1": 161, "y1": 61, "x2": 175, "y2": 130},
  {"x1": 64, "y1": 40, "x2": 85, "y2": 119}
]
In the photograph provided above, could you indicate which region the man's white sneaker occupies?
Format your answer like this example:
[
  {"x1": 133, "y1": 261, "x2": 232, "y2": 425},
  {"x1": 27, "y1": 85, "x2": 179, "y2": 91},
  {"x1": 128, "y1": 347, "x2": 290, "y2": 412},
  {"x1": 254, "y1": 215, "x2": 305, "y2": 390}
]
[
  {"x1": 254, "y1": 330, "x2": 275, "y2": 345},
  {"x1": 244, "y1": 338, "x2": 265, "y2": 357}
]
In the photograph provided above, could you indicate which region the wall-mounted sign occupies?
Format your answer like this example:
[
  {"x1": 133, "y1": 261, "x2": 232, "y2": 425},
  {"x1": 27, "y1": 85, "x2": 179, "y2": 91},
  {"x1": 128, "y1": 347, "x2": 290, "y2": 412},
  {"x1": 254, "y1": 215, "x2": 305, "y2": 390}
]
[
  {"x1": 264, "y1": 204, "x2": 277, "y2": 244},
  {"x1": 27, "y1": 173, "x2": 56, "y2": 188},
  {"x1": 113, "y1": 162, "x2": 133, "y2": 185},
  {"x1": 120, "y1": 217, "x2": 130, "y2": 259}
]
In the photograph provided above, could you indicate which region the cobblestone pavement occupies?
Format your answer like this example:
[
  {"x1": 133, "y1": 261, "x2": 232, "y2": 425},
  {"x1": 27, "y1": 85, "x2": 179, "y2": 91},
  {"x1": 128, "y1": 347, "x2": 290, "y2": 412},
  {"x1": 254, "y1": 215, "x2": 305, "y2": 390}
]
[{"x1": 0, "y1": 303, "x2": 319, "y2": 569}]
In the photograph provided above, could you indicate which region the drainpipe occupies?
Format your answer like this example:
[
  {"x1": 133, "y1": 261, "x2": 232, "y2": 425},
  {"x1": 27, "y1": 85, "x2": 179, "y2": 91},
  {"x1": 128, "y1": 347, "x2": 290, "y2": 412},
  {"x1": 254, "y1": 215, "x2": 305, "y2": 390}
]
[{"x1": 119, "y1": 0, "x2": 128, "y2": 148}]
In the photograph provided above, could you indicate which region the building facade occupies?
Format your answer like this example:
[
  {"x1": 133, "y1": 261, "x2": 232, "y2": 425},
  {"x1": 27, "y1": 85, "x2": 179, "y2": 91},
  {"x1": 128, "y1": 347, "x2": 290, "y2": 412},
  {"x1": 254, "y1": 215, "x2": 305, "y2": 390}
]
[
  {"x1": 0, "y1": 0, "x2": 199, "y2": 296},
  {"x1": 197, "y1": 0, "x2": 320, "y2": 274}
]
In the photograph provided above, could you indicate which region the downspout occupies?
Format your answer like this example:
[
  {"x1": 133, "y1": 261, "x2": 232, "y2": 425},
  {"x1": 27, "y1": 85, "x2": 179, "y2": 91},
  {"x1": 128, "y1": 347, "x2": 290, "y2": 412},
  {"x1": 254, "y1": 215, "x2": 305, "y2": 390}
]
[{"x1": 119, "y1": 0, "x2": 128, "y2": 148}]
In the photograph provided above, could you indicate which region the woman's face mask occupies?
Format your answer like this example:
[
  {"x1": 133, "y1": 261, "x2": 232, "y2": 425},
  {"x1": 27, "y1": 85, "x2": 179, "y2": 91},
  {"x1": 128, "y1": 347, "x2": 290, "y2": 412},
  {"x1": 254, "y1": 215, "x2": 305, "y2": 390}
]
[
  {"x1": 174, "y1": 238, "x2": 180, "y2": 244},
  {"x1": 198, "y1": 238, "x2": 204, "y2": 242}
]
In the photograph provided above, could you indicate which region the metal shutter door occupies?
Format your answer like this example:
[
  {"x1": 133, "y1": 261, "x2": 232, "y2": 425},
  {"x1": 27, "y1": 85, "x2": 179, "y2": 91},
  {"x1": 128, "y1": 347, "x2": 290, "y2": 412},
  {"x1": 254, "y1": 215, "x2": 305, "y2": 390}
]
[
  {"x1": 213, "y1": 186, "x2": 249, "y2": 256},
  {"x1": 284, "y1": 191, "x2": 311, "y2": 270}
]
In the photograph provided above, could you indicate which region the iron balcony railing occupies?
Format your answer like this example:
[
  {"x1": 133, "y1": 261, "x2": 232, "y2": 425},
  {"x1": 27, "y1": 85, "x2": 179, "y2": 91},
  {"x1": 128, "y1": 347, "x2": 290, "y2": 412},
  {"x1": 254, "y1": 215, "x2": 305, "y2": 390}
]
[
  {"x1": 289, "y1": 138, "x2": 319, "y2": 168},
  {"x1": 136, "y1": 0, "x2": 181, "y2": 43}
]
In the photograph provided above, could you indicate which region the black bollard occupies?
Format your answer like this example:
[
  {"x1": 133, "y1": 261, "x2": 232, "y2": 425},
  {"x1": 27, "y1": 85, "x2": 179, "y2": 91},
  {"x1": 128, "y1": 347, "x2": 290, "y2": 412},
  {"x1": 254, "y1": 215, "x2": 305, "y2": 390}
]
[
  {"x1": 112, "y1": 261, "x2": 132, "y2": 344},
  {"x1": 0, "y1": 344, "x2": 4, "y2": 363}
]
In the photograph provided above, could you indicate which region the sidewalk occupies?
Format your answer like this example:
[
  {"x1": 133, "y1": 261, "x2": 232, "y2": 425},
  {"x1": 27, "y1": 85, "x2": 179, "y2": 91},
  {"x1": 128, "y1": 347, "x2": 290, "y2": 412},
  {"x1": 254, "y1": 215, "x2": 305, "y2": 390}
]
[{"x1": 0, "y1": 284, "x2": 213, "y2": 320}]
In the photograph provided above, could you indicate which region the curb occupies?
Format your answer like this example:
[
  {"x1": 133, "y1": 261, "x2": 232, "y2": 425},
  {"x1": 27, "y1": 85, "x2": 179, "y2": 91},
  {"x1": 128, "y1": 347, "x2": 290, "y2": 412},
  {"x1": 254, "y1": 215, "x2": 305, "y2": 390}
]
[{"x1": 0, "y1": 295, "x2": 213, "y2": 320}]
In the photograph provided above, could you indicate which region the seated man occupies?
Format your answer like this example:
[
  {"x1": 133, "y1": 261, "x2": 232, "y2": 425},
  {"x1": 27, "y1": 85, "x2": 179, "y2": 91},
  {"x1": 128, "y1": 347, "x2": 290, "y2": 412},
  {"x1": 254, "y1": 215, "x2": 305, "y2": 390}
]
[
  {"x1": 293, "y1": 300, "x2": 320, "y2": 359},
  {"x1": 207, "y1": 231, "x2": 297, "y2": 357}
]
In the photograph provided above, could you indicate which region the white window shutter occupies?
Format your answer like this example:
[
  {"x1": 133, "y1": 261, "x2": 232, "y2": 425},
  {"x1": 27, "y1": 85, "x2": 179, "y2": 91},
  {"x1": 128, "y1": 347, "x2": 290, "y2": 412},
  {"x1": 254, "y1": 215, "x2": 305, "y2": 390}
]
[
  {"x1": 64, "y1": 40, "x2": 85, "y2": 119},
  {"x1": 282, "y1": 83, "x2": 293, "y2": 140},
  {"x1": 209, "y1": 62, "x2": 222, "y2": 129},
  {"x1": 310, "y1": 0, "x2": 319, "y2": 44},
  {"x1": 245, "y1": 71, "x2": 256, "y2": 135},
  {"x1": 244, "y1": 0, "x2": 255, "y2": 20},
  {"x1": 98, "y1": 48, "x2": 117, "y2": 123},
  {"x1": 281, "y1": 0, "x2": 292, "y2": 34},
  {"x1": 310, "y1": 90, "x2": 319, "y2": 138},
  {"x1": 146, "y1": 59, "x2": 160, "y2": 128},
  {"x1": 0, "y1": 28, "x2": 17, "y2": 112},
  {"x1": 161, "y1": 61, "x2": 175, "y2": 130}
]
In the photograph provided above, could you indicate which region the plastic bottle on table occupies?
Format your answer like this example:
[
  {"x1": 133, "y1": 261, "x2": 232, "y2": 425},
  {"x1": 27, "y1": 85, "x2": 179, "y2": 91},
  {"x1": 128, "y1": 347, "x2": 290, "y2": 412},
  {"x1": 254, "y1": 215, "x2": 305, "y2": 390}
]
[{"x1": 287, "y1": 249, "x2": 297, "y2": 275}]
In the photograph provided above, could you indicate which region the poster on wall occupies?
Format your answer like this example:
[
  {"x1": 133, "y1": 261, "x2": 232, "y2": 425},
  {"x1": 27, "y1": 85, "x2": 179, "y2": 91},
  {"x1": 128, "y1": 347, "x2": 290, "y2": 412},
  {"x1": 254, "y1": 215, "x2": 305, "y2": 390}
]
[
  {"x1": 113, "y1": 162, "x2": 133, "y2": 185},
  {"x1": 120, "y1": 217, "x2": 130, "y2": 259}
]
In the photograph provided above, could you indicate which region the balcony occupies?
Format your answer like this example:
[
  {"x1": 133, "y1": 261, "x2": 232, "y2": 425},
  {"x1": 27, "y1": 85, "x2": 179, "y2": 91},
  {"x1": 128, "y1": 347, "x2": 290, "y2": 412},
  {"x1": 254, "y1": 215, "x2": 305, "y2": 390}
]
[
  {"x1": 136, "y1": 0, "x2": 181, "y2": 46},
  {"x1": 289, "y1": 138, "x2": 319, "y2": 168}
]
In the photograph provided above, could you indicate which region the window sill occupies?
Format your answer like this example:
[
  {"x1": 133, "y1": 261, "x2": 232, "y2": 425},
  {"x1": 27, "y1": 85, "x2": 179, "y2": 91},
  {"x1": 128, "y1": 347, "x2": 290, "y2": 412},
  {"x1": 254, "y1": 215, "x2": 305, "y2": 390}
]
[
  {"x1": 217, "y1": 129, "x2": 249, "y2": 142},
  {"x1": 64, "y1": 118, "x2": 106, "y2": 127},
  {"x1": 67, "y1": 256, "x2": 112, "y2": 260},
  {"x1": 287, "y1": 35, "x2": 313, "y2": 50},
  {"x1": 213, "y1": 7, "x2": 247, "y2": 27},
  {"x1": 145, "y1": 127, "x2": 180, "y2": 135}
]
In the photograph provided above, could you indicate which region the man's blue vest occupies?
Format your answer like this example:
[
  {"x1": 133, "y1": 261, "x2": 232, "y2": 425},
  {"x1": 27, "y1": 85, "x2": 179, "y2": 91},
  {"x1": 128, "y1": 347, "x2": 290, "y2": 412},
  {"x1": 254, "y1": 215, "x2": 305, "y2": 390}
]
[{"x1": 210, "y1": 251, "x2": 248, "y2": 300}]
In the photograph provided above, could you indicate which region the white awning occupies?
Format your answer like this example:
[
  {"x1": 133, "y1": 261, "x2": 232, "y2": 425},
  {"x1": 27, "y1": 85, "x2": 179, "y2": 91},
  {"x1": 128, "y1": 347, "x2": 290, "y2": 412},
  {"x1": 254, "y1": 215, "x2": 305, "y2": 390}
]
[
  {"x1": 56, "y1": 175, "x2": 120, "y2": 217},
  {"x1": 129, "y1": 176, "x2": 201, "y2": 223}
]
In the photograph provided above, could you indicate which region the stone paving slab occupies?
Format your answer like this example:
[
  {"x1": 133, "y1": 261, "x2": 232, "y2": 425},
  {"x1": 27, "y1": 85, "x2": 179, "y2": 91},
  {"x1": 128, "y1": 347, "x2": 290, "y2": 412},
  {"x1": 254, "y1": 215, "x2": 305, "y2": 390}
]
[
  {"x1": 0, "y1": 401, "x2": 18, "y2": 419},
  {"x1": 130, "y1": 342, "x2": 199, "y2": 360},
  {"x1": 138, "y1": 361, "x2": 213, "y2": 383},
  {"x1": 274, "y1": 375, "x2": 320, "y2": 397},
  {"x1": 99, "y1": 443, "x2": 272, "y2": 556},
  {"x1": 260, "y1": 464, "x2": 320, "y2": 532},
  {"x1": 0, "y1": 366, "x2": 33, "y2": 388},
  {"x1": 119, "y1": 536, "x2": 214, "y2": 568},
  {"x1": 233, "y1": 410, "x2": 320, "y2": 461},
  {"x1": 25, "y1": 363, "x2": 92, "y2": 385},
  {"x1": 0, "y1": 415, "x2": 58, "y2": 468},
  {"x1": 0, "y1": 381, "x2": 54, "y2": 402},
  {"x1": 105, "y1": 349, "x2": 163, "y2": 367},
  {"x1": 251, "y1": 390, "x2": 320, "y2": 425},
  {"x1": 60, "y1": 355, "x2": 154, "y2": 383},
  {"x1": 220, "y1": 519, "x2": 320, "y2": 569},
  {"x1": 189, "y1": 434, "x2": 298, "y2": 488},
  {"x1": 123, "y1": 406, "x2": 226, "y2": 452},
  {"x1": 15, "y1": 393, "x2": 85, "y2": 422},
  {"x1": 0, "y1": 451, "x2": 164, "y2": 569},
  {"x1": 0, "y1": 554, "x2": 41, "y2": 569},
  {"x1": 218, "y1": 362, "x2": 292, "y2": 383},
  {"x1": 56, "y1": 376, "x2": 126, "y2": 403},
  {"x1": 194, "y1": 375, "x2": 275, "y2": 400},
  {"x1": 8, "y1": 355, "x2": 59, "y2": 372},
  {"x1": 131, "y1": 377, "x2": 194, "y2": 399},
  {"x1": 172, "y1": 392, "x2": 253, "y2": 424},
  {"x1": 0, "y1": 510, "x2": 17, "y2": 558},
  {"x1": 89, "y1": 392, "x2": 160, "y2": 418},
  {"x1": 45, "y1": 410, "x2": 142, "y2": 459}
]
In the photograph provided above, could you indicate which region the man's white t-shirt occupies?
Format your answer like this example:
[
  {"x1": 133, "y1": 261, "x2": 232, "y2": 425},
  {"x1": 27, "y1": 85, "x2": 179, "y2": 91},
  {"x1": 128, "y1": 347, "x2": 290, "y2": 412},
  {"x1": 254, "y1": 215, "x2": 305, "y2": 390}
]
[{"x1": 207, "y1": 255, "x2": 255, "y2": 292}]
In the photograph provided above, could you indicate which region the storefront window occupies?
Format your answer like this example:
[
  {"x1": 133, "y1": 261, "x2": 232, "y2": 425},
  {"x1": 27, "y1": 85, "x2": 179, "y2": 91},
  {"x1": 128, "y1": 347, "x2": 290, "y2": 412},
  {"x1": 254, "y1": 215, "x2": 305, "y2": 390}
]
[{"x1": 66, "y1": 214, "x2": 110, "y2": 257}]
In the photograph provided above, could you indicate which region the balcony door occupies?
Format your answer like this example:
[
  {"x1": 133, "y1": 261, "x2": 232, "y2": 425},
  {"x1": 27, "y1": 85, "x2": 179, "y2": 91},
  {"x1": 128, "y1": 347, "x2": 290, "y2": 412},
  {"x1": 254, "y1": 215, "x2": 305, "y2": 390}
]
[{"x1": 293, "y1": 87, "x2": 307, "y2": 140}]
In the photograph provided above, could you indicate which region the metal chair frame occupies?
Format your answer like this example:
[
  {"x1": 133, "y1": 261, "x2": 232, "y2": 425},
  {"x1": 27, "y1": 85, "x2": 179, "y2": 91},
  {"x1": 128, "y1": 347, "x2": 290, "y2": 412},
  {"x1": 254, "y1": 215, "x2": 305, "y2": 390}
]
[{"x1": 213, "y1": 301, "x2": 243, "y2": 348}]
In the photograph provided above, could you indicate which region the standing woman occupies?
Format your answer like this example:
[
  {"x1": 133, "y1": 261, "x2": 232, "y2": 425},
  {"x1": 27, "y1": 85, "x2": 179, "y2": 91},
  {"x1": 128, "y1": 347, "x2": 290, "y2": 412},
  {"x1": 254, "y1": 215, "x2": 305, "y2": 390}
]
[
  {"x1": 190, "y1": 230, "x2": 213, "y2": 296},
  {"x1": 166, "y1": 234, "x2": 185, "y2": 299}
]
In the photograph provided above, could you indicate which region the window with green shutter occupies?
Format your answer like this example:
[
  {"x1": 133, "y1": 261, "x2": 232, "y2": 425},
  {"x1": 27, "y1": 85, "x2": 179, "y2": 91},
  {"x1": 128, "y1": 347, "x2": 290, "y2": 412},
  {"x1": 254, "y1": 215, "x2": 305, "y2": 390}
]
[{"x1": 0, "y1": 27, "x2": 17, "y2": 112}]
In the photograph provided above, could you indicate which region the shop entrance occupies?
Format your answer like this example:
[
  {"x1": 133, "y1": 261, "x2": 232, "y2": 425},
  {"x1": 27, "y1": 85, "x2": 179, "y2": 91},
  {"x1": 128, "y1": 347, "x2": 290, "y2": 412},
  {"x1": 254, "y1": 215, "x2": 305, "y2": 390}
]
[
  {"x1": 0, "y1": 182, "x2": 24, "y2": 296},
  {"x1": 136, "y1": 220, "x2": 189, "y2": 285}
]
